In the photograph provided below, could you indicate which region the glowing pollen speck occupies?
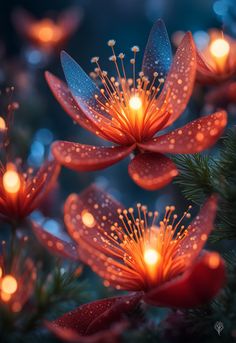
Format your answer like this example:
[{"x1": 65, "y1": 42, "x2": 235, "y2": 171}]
[
  {"x1": 1, "y1": 275, "x2": 18, "y2": 295},
  {"x1": 3, "y1": 170, "x2": 21, "y2": 194},
  {"x1": 81, "y1": 210, "x2": 95, "y2": 228}
]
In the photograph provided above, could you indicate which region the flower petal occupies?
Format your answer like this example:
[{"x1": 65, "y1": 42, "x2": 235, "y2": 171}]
[
  {"x1": 161, "y1": 32, "x2": 196, "y2": 128},
  {"x1": 176, "y1": 196, "x2": 218, "y2": 262},
  {"x1": 45, "y1": 71, "x2": 106, "y2": 139},
  {"x1": 142, "y1": 19, "x2": 172, "y2": 80},
  {"x1": 46, "y1": 321, "x2": 127, "y2": 343},
  {"x1": 47, "y1": 293, "x2": 141, "y2": 336},
  {"x1": 31, "y1": 221, "x2": 79, "y2": 260},
  {"x1": 24, "y1": 160, "x2": 60, "y2": 215},
  {"x1": 64, "y1": 186, "x2": 144, "y2": 290},
  {"x1": 128, "y1": 152, "x2": 178, "y2": 190},
  {"x1": 144, "y1": 251, "x2": 225, "y2": 308},
  {"x1": 139, "y1": 111, "x2": 227, "y2": 154},
  {"x1": 52, "y1": 141, "x2": 134, "y2": 171},
  {"x1": 61, "y1": 51, "x2": 109, "y2": 122}
]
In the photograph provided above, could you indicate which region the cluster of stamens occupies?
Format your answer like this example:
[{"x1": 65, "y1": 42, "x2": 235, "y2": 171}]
[
  {"x1": 104, "y1": 203, "x2": 192, "y2": 289},
  {"x1": 89, "y1": 40, "x2": 169, "y2": 143}
]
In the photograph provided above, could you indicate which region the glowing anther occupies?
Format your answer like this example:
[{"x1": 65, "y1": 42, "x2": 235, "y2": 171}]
[
  {"x1": 144, "y1": 248, "x2": 160, "y2": 266},
  {"x1": 0, "y1": 117, "x2": 6, "y2": 131},
  {"x1": 210, "y1": 38, "x2": 230, "y2": 58},
  {"x1": 1, "y1": 275, "x2": 18, "y2": 295},
  {"x1": 129, "y1": 96, "x2": 142, "y2": 110},
  {"x1": 81, "y1": 210, "x2": 95, "y2": 228},
  {"x1": 3, "y1": 169, "x2": 21, "y2": 194}
]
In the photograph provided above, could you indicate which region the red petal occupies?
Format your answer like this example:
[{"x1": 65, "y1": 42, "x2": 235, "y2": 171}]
[
  {"x1": 196, "y1": 50, "x2": 220, "y2": 84},
  {"x1": 12, "y1": 9, "x2": 35, "y2": 38},
  {"x1": 139, "y1": 111, "x2": 227, "y2": 154},
  {"x1": 52, "y1": 141, "x2": 134, "y2": 171},
  {"x1": 64, "y1": 184, "x2": 124, "y2": 245},
  {"x1": 49, "y1": 293, "x2": 141, "y2": 335},
  {"x1": 161, "y1": 32, "x2": 196, "y2": 128},
  {"x1": 45, "y1": 72, "x2": 108, "y2": 141},
  {"x1": 64, "y1": 186, "x2": 144, "y2": 290},
  {"x1": 144, "y1": 252, "x2": 225, "y2": 308},
  {"x1": 57, "y1": 7, "x2": 82, "y2": 38},
  {"x1": 24, "y1": 160, "x2": 60, "y2": 215},
  {"x1": 176, "y1": 196, "x2": 218, "y2": 262},
  {"x1": 31, "y1": 221, "x2": 79, "y2": 260},
  {"x1": 128, "y1": 152, "x2": 178, "y2": 190}
]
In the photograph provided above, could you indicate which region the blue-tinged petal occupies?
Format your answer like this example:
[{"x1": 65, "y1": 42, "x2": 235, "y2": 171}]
[
  {"x1": 61, "y1": 51, "x2": 108, "y2": 123},
  {"x1": 142, "y1": 19, "x2": 172, "y2": 80}
]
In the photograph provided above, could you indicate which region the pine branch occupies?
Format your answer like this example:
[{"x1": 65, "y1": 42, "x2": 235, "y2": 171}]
[
  {"x1": 173, "y1": 154, "x2": 216, "y2": 204},
  {"x1": 173, "y1": 128, "x2": 236, "y2": 241}
]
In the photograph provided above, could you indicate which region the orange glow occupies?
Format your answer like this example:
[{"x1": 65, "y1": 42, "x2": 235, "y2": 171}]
[
  {"x1": 31, "y1": 20, "x2": 62, "y2": 44},
  {"x1": 0, "y1": 117, "x2": 6, "y2": 131},
  {"x1": 1, "y1": 291, "x2": 11, "y2": 302},
  {"x1": 12, "y1": 301, "x2": 22, "y2": 312},
  {"x1": 210, "y1": 38, "x2": 230, "y2": 71},
  {"x1": 1, "y1": 275, "x2": 18, "y2": 295},
  {"x1": 144, "y1": 248, "x2": 160, "y2": 266},
  {"x1": 3, "y1": 168, "x2": 21, "y2": 194},
  {"x1": 129, "y1": 96, "x2": 142, "y2": 110},
  {"x1": 0, "y1": 267, "x2": 2, "y2": 279},
  {"x1": 144, "y1": 248, "x2": 160, "y2": 281},
  {"x1": 207, "y1": 253, "x2": 221, "y2": 269},
  {"x1": 81, "y1": 210, "x2": 95, "y2": 228}
]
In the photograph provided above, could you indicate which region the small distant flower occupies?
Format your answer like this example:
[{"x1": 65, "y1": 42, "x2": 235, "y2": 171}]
[
  {"x1": 46, "y1": 20, "x2": 227, "y2": 190},
  {"x1": 13, "y1": 7, "x2": 82, "y2": 53},
  {"x1": 62, "y1": 185, "x2": 225, "y2": 308},
  {"x1": 0, "y1": 244, "x2": 36, "y2": 313},
  {"x1": 46, "y1": 294, "x2": 140, "y2": 343},
  {"x1": 0, "y1": 160, "x2": 60, "y2": 224},
  {"x1": 197, "y1": 29, "x2": 236, "y2": 84}
]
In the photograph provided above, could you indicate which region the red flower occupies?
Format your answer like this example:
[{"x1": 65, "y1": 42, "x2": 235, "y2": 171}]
[
  {"x1": 46, "y1": 20, "x2": 227, "y2": 190},
  {"x1": 46, "y1": 293, "x2": 141, "y2": 343},
  {"x1": 13, "y1": 7, "x2": 82, "y2": 53},
  {"x1": 0, "y1": 250, "x2": 36, "y2": 313},
  {"x1": 34, "y1": 185, "x2": 225, "y2": 309},
  {"x1": 62, "y1": 185, "x2": 225, "y2": 308},
  {"x1": 197, "y1": 29, "x2": 236, "y2": 84},
  {"x1": 0, "y1": 160, "x2": 60, "y2": 224}
]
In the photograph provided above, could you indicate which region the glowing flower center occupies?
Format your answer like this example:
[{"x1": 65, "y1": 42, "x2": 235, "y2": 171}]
[
  {"x1": 144, "y1": 248, "x2": 160, "y2": 266},
  {"x1": 39, "y1": 26, "x2": 54, "y2": 42},
  {"x1": 91, "y1": 42, "x2": 169, "y2": 144},
  {"x1": 32, "y1": 20, "x2": 62, "y2": 44},
  {"x1": 210, "y1": 38, "x2": 230, "y2": 58},
  {"x1": 104, "y1": 204, "x2": 194, "y2": 289},
  {"x1": 1, "y1": 275, "x2": 18, "y2": 295},
  {"x1": 129, "y1": 96, "x2": 142, "y2": 110},
  {"x1": 3, "y1": 169, "x2": 21, "y2": 194}
]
